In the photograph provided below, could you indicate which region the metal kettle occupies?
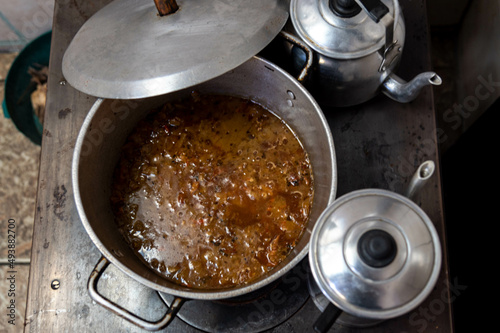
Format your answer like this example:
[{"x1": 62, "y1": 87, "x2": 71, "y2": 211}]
[
  {"x1": 285, "y1": 0, "x2": 442, "y2": 107},
  {"x1": 308, "y1": 161, "x2": 442, "y2": 331}
]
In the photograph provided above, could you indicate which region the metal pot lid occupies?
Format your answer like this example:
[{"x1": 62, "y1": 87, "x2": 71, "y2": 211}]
[
  {"x1": 62, "y1": 0, "x2": 289, "y2": 99},
  {"x1": 309, "y1": 189, "x2": 441, "y2": 319},
  {"x1": 290, "y1": 0, "x2": 399, "y2": 59}
]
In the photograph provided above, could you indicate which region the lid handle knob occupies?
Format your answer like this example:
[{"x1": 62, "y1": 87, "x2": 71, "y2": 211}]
[
  {"x1": 328, "y1": 0, "x2": 362, "y2": 18},
  {"x1": 357, "y1": 229, "x2": 397, "y2": 268},
  {"x1": 153, "y1": 0, "x2": 179, "y2": 16}
]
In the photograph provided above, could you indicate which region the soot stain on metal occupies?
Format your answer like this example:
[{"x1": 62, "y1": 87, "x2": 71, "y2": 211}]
[
  {"x1": 362, "y1": 135, "x2": 391, "y2": 164},
  {"x1": 53, "y1": 185, "x2": 67, "y2": 221},
  {"x1": 58, "y1": 108, "x2": 72, "y2": 119},
  {"x1": 76, "y1": 304, "x2": 90, "y2": 319}
]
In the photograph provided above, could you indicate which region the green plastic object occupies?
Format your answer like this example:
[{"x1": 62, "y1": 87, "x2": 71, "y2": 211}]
[{"x1": 2, "y1": 30, "x2": 51, "y2": 146}]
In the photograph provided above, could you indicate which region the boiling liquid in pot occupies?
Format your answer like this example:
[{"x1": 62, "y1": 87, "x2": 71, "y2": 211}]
[{"x1": 111, "y1": 93, "x2": 314, "y2": 289}]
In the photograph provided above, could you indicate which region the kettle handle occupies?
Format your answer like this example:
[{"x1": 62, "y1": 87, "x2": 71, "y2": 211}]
[
  {"x1": 278, "y1": 30, "x2": 314, "y2": 83},
  {"x1": 313, "y1": 302, "x2": 343, "y2": 333},
  {"x1": 353, "y1": 0, "x2": 389, "y2": 22},
  {"x1": 354, "y1": 0, "x2": 398, "y2": 50}
]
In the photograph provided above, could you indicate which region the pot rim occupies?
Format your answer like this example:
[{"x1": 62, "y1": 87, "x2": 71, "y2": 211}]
[{"x1": 72, "y1": 56, "x2": 338, "y2": 300}]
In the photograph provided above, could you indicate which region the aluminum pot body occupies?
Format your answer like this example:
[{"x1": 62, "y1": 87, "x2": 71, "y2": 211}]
[{"x1": 72, "y1": 56, "x2": 337, "y2": 300}]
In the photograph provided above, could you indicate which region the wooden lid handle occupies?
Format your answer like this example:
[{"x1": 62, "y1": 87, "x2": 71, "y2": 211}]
[{"x1": 154, "y1": 0, "x2": 179, "y2": 16}]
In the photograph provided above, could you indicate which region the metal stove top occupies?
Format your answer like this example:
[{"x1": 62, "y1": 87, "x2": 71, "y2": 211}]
[{"x1": 25, "y1": 0, "x2": 454, "y2": 332}]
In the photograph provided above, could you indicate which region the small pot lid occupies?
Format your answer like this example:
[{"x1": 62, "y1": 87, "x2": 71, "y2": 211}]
[
  {"x1": 62, "y1": 0, "x2": 288, "y2": 99},
  {"x1": 290, "y1": 0, "x2": 398, "y2": 59},
  {"x1": 309, "y1": 189, "x2": 441, "y2": 319}
]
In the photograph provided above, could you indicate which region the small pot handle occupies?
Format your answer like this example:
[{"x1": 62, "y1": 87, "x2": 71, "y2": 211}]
[
  {"x1": 277, "y1": 30, "x2": 314, "y2": 82},
  {"x1": 88, "y1": 256, "x2": 186, "y2": 331},
  {"x1": 313, "y1": 302, "x2": 343, "y2": 333}
]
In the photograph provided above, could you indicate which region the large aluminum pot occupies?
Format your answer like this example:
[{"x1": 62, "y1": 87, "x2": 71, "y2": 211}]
[{"x1": 72, "y1": 56, "x2": 337, "y2": 330}]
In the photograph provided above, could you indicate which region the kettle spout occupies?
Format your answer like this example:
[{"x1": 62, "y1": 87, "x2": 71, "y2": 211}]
[
  {"x1": 382, "y1": 72, "x2": 442, "y2": 103},
  {"x1": 404, "y1": 160, "x2": 435, "y2": 200}
]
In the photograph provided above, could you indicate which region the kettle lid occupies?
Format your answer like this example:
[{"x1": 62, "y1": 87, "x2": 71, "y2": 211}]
[
  {"x1": 290, "y1": 0, "x2": 400, "y2": 59},
  {"x1": 309, "y1": 189, "x2": 441, "y2": 319}
]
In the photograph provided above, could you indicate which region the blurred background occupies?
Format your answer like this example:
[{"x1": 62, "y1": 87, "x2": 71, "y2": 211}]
[
  {"x1": 1, "y1": 0, "x2": 53, "y2": 332},
  {"x1": 0, "y1": 0, "x2": 497, "y2": 332}
]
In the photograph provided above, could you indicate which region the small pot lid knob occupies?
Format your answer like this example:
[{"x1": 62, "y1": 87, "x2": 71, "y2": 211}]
[{"x1": 357, "y1": 229, "x2": 397, "y2": 268}]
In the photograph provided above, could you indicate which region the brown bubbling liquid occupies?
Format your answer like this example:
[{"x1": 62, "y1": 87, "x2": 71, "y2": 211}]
[{"x1": 111, "y1": 93, "x2": 314, "y2": 289}]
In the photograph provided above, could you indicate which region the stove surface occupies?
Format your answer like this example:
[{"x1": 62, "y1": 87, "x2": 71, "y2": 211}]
[
  {"x1": 160, "y1": 258, "x2": 312, "y2": 333},
  {"x1": 25, "y1": 1, "x2": 453, "y2": 333}
]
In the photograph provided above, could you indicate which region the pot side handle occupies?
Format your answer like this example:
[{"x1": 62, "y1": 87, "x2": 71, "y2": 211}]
[
  {"x1": 278, "y1": 30, "x2": 313, "y2": 83},
  {"x1": 88, "y1": 256, "x2": 185, "y2": 331}
]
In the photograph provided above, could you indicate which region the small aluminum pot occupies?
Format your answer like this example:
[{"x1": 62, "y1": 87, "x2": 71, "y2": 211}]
[{"x1": 72, "y1": 56, "x2": 337, "y2": 331}]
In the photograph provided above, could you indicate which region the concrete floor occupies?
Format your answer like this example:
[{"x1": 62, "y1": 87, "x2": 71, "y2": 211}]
[
  {"x1": 1, "y1": 52, "x2": 41, "y2": 332},
  {"x1": 0, "y1": 0, "x2": 53, "y2": 52},
  {"x1": 1, "y1": 1, "x2": 52, "y2": 331}
]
